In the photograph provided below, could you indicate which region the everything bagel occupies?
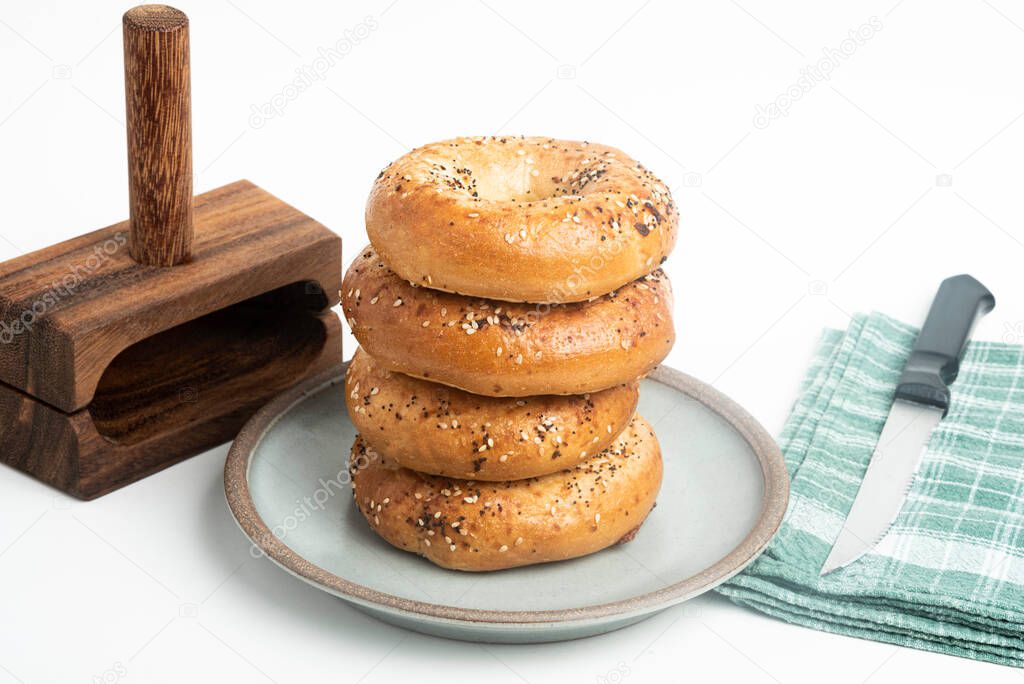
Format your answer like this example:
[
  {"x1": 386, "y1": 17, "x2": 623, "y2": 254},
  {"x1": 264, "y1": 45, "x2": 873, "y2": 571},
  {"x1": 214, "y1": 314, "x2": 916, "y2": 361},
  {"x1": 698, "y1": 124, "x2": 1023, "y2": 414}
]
[
  {"x1": 349, "y1": 414, "x2": 662, "y2": 571},
  {"x1": 342, "y1": 246, "x2": 675, "y2": 397},
  {"x1": 365, "y1": 136, "x2": 678, "y2": 303},
  {"x1": 345, "y1": 347, "x2": 639, "y2": 481}
]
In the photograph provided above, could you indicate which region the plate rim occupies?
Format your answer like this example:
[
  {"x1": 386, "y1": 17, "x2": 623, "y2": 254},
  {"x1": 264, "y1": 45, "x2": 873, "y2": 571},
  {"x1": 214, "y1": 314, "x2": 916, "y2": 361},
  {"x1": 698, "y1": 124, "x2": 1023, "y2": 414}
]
[{"x1": 224, "y1": 362, "x2": 789, "y2": 625}]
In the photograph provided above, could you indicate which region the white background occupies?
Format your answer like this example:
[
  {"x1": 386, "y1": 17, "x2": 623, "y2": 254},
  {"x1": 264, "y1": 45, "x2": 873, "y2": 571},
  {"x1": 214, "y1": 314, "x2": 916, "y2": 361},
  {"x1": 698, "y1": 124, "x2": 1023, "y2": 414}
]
[{"x1": 1, "y1": 1, "x2": 1022, "y2": 682}]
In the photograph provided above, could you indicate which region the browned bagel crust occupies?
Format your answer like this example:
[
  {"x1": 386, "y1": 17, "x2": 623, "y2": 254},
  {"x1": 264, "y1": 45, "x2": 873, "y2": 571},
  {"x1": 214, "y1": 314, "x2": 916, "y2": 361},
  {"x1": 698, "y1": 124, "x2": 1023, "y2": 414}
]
[
  {"x1": 345, "y1": 347, "x2": 639, "y2": 481},
  {"x1": 341, "y1": 246, "x2": 675, "y2": 397},
  {"x1": 349, "y1": 415, "x2": 662, "y2": 571},
  {"x1": 366, "y1": 136, "x2": 678, "y2": 303}
]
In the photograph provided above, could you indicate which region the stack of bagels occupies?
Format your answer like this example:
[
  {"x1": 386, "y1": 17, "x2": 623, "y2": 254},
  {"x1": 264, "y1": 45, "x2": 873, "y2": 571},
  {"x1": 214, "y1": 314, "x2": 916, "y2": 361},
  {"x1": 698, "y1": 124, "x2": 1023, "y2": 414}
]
[{"x1": 342, "y1": 136, "x2": 677, "y2": 571}]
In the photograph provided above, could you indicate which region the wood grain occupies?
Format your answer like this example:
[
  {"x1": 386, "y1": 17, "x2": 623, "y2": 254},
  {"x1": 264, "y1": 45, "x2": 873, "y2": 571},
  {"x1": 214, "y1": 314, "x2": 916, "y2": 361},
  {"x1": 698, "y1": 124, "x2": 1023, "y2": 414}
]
[
  {"x1": 0, "y1": 312, "x2": 342, "y2": 500},
  {"x1": 0, "y1": 5, "x2": 346, "y2": 499},
  {"x1": 0, "y1": 180, "x2": 342, "y2": 413},
  {"x1": 123, "y1": 5, "x2": 193, "y2": 266}
]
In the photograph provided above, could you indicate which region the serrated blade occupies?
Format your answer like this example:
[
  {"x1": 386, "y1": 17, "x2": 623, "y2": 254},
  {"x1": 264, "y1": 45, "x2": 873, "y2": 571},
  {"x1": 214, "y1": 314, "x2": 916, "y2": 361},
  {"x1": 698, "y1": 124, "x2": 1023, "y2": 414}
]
[{"x1": 820, "y1": 399, "x2": 943, "y2": 575}]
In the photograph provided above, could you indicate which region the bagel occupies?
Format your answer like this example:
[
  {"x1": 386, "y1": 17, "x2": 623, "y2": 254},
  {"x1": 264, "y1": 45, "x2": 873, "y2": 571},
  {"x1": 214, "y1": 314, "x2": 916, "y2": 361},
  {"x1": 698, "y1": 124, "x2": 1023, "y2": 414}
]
[
  {"x1": 366, "y1": 136, "x2": 678, "y2": 303},
  {"x1": 341, "y1": 246, "x2": 674, "y2": 397},
  {"x1": 345, "y1": 347, "x2": 639, "y2": 481},
  {"x1": 349, "y1": 414, "x2": 662, "y2": 571}
]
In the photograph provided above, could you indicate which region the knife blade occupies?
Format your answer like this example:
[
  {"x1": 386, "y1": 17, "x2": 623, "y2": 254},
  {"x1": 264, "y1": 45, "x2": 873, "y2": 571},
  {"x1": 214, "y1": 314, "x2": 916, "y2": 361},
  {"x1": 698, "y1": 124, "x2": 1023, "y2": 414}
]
[{"x1": 820, "y1": 274, "x2": 995, "y2": 576}]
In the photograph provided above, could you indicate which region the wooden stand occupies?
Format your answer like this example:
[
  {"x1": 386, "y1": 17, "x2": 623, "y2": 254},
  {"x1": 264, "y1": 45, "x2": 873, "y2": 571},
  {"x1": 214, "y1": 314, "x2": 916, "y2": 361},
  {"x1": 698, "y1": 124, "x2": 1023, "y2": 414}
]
[{"x1": 0, "y1": 6, "x2": 342, "y2": 499}]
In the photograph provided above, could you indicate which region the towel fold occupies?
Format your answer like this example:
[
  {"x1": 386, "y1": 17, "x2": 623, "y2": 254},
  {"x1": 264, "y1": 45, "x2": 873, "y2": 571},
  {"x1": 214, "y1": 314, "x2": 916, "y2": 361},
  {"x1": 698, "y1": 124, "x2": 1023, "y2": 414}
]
[{"x1": 717, "y1": 312, "x2": 1024, "y2": 667}]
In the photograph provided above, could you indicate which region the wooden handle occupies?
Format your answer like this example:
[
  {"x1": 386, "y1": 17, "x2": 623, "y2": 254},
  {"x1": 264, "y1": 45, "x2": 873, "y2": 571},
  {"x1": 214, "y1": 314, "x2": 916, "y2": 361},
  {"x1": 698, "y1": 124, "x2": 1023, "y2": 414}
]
[{"x1": 123, "y1": 5, "x2": 193, "y2": 267}]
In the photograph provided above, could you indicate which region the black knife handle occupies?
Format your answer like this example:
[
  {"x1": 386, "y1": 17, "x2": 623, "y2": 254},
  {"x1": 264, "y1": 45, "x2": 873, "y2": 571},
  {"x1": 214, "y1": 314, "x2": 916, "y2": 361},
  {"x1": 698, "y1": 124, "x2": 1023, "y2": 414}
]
[{"x1": 896, "y1": 274, "x2": 995, "y2": 416}]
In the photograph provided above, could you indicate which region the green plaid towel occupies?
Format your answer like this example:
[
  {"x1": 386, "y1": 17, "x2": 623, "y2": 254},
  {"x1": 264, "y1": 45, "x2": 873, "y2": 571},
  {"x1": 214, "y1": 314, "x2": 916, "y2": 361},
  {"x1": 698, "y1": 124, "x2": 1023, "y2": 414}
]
[{"x1": 717, "y1": 312, "x2": 1024, "y2": 667}]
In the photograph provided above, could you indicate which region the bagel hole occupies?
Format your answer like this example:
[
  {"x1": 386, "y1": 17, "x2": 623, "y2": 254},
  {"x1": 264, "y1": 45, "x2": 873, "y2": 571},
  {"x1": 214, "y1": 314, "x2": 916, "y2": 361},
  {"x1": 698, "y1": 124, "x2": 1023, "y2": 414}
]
[
  {"x1": 469, "y1": 160, "x2": 563, "y2": 202},
  {"x1": 89, "y1": 282, "x2": 329, "y2": 446}
]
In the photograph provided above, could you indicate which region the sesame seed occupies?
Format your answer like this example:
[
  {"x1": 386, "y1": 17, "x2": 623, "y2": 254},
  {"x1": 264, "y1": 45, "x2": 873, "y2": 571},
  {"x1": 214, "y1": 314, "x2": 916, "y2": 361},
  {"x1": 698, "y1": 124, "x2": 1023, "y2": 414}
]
[
  {"x1": 452, "y1": 419, "x2": 459, "y2": 428},
  {"x1": 496, "y1": 346, "x2": 503, "y2": 357},
  {"x1": 450, "y1": 544, "x2": 457, "y2": 551},
  {"x1": 434, "y1": 511, "x2": 442, "y2": 518},
  {"x1": 514, "y1": 537, "x2": 524, "y2": 546},
  {"x1": 515, "y1": 354, "x2": 523, "y2": 364},
  {"x1": 424, "y1": 539, "x2": 431, "y2": 547},
  {"x1": 370, "y1": 387, "x2": 379, "y2": 395},
  {"x1": 499, "y1": 454, "x2": 508, "y2": 462},
  {"x1": 467, "y1": 212, "x2": 479, "y2": 218},
  {"x1": 595, "y1": 513, "x2": 601, "y2": 524},
  {"x1": 499, "y1": 544, "x2": 509, "y2": 552},
  {"x1": 519, "y1": 229, "x2": 527, "y2": 239},
  {"x1": 414, "y1": 493, "x2": 422, "y2": 500},
  {"x1": 504, "y1": 233, "x2": 514, "y2": 244},
  {"x1": 422, "y1": 320, "x2": 430, "y2": 327},
  {"x1": 621, "y1": 340, "x2": 631, "y2": 350},
  {"x1": 487, "y1": 437, "x2": 494, "y2": 448},
  {"x1": 478, "y1": 444, "x2": 487, "y2": 452},
  {"x1": 516, "y1": 149, "x2": 525, "y2": 156},
  {"x1": 393, "y1": 298, "x2": 403, "y2": 307},
  {"x1": 370, "y1": 296, "x2": 379, "y2": 304}
]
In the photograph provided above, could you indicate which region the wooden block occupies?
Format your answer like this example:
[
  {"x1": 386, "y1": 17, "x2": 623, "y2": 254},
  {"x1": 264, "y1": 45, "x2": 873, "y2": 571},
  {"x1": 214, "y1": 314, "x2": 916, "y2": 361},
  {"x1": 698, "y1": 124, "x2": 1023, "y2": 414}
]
[
  {"x1": 0, "y1": 180, "x2": 344, "y2": 499},
  {"x1": 0, "y1": 179, "x2": 341, "y2": 412},
  {"x1": 0, "y1": 312, "x2": 341, "y2": 500}
]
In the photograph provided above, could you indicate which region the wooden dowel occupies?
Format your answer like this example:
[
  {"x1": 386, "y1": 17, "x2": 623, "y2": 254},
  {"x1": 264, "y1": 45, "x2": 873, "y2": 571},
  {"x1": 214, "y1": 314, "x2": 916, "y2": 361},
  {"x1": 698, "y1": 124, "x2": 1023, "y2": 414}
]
[{"x1": 123, "y1": 5, "x2": 193, "y2": 267}]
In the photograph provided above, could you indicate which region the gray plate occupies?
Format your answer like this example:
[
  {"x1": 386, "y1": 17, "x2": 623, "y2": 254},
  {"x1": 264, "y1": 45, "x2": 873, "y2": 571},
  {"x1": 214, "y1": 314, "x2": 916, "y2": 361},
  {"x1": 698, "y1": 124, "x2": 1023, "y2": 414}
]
[{"x1": 224, "y1": 364, "x2": 788, "y2": 643}]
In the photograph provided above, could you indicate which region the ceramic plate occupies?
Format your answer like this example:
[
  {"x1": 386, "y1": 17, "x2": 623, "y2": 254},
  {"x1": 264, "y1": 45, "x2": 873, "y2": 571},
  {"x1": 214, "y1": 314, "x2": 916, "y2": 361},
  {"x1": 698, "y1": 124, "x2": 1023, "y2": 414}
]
[{"x1": 224, "y1": 364, "x2": 788, "y2": 643}]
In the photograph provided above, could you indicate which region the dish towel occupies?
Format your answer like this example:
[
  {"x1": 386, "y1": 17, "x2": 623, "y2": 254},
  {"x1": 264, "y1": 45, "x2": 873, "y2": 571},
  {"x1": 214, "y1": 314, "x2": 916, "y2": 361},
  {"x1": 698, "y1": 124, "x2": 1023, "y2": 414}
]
[{"x1": 717, "y1": 312, "x2": 1024, "y2": 667}]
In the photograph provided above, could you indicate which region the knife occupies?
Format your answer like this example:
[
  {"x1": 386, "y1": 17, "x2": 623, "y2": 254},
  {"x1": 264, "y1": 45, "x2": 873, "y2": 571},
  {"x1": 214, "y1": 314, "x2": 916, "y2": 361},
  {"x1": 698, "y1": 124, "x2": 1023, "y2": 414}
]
[{"x1": 820, "y1": 274, "x2": 995, "y2": 576}]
